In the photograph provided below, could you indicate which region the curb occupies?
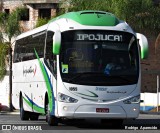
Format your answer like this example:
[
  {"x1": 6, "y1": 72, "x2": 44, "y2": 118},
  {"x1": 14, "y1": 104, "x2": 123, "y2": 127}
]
[
  {"x1": 140, "y1": 111, "x2": 160, "y2": 115},
  {"x1": 0, "y1": 110, "x2": 20, "y2": 115}
]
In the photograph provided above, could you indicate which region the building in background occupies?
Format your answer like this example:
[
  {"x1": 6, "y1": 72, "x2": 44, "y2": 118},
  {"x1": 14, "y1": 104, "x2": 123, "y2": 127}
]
[
  {"x1": 1, "y1": 0, "x2": 59, "y2": 31},
  {"x1": 153, "y1": 0, "x2": 160, "y2": 5}
]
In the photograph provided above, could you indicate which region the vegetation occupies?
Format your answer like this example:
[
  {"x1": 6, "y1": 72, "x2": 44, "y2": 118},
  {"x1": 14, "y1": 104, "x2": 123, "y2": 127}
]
[
  {"x1": 0, "y1": 7, "x2": 26, "y2": 111},
  {"x1": 0, "y1": 7, "x2": 26, "y2": 79},
  {"x1": 35, "y1": 17, "x2": 49, "y2": 28},
  {"x1": 0, "y1": 43, "x2": 9, "y2": 80},
  {"x1": 0, "y1": 8, "x2": 27, "y2": 42},
  {"x1": 59, "y1": 0, "x2": 160, "y2": 34}
]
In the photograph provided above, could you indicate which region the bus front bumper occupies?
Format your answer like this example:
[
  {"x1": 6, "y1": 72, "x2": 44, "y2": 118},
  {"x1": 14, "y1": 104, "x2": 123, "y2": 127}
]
[{"x1": 57, "y1": 104, "x2": 139, "y2": 119}]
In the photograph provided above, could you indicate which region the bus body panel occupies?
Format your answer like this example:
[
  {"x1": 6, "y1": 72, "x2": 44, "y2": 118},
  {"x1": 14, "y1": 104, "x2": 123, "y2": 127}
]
[
  {"x1": 62, "y1": 83, "x2": 137, "y2": 101},
  {"x1": 12, "y1": 58, "x2": 57, "y2": 114},
  {"x1": 56, "y1": 81, "x2": 140, "y2": 119}
]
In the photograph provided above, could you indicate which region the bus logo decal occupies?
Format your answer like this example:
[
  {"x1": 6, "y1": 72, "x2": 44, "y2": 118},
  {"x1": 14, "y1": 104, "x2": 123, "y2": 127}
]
[
  {"x1": 33, "y1": 65, "x2": 37, "y2": 76},
  {"x1": 23, "y1": 65, "x2": 37, "y2": 77},
  {"x1": 96, "y1": 87, "x2": 108, "y2": 91},
  {"x1": 62, "y1": 64, "x2": 68, "y2": 73},
  {"x1": 77, "y1": 90, "x2": 98, "y2": 98}
]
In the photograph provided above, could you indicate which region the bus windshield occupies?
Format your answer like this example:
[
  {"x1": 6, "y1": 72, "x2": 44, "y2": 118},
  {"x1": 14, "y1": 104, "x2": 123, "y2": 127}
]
[{"x1": 60, "y1": 30, "x2": 139, "y2": 86}]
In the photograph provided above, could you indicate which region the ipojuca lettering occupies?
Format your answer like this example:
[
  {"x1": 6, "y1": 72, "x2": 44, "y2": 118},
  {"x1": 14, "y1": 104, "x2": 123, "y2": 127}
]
[{"x1": 77, "y1": 34, "x2": 123, "y2": 42}]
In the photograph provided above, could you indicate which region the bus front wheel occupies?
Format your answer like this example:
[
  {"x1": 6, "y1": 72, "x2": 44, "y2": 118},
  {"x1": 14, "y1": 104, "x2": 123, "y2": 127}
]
[{"x1": 46, "y1": 103, "x2": 58, "y2": 126}]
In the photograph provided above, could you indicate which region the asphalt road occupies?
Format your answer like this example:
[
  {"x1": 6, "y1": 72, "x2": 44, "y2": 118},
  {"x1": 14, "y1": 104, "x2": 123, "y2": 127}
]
[{"x1": 0, "y1": 112, "x2": 160, "y2": 133}]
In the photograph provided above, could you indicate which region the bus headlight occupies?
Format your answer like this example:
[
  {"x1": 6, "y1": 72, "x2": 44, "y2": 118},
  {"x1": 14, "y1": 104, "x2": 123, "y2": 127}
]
[
  {"x1": 123, "y1": 95, "x2": 140, "y2": 104},
  {"x1": 58, "y1": 93, "x2": 78, "y2": 103}
]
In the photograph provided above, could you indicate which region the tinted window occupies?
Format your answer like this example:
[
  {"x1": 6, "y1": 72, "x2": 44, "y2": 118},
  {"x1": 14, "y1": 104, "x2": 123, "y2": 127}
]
[
  {"x1": 59, "y1": 30, "x2": 139, "y2": 86},
  {"x1": 13, "y1": 31, "x2": 46, "y2": 63},
  {"x1": 44, "y1": 31, "x2": 57, "y2": 74}
]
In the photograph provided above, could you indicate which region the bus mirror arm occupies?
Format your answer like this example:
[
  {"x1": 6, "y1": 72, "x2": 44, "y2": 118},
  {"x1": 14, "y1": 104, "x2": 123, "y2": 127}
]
[
  {"x1": 53, "y1": 60, "x2": 57, "y2": 73},
  {"x1": 53, "y1": 30, "x2": 61, "y2": 55}
]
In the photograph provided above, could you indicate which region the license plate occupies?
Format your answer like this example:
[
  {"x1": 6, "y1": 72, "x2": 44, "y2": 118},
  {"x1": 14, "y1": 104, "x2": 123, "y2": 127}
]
[{"x1": 96, "y1": 108, "x2": 109, "y2": 113}]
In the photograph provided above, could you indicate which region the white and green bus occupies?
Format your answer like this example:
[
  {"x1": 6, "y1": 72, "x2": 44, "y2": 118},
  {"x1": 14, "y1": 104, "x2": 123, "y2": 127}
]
[{"x1": 12, "y1": 10, "x2": 148, "y2": 126}]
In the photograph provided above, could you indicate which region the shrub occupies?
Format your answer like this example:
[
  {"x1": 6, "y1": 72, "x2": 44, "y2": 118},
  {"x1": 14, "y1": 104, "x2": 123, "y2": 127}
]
[
  {"x1": 0, "y1": 43, "x2": 9, "y2": 80},
  {"x1": 35, "y1": 18, "x2": 49, "y2": 28}
]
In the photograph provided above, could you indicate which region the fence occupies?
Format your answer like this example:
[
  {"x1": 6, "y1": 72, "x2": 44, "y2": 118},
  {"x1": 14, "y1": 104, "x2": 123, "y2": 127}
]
[{"x1": 140, "y1": 92, "x2": 160, "y2": 112}]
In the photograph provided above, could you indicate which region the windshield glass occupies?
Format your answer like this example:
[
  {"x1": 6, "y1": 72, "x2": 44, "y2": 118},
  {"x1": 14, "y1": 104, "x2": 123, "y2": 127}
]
[{"x1": 59, "y1": 30, "x2": 139, "y2": 86}]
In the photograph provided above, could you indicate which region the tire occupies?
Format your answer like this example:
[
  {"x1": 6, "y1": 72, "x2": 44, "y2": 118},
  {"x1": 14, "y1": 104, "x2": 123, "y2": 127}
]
[
  {"x1": 20, "y1": 96, "x2": 29, "y2": 120},
  {"x1": 46, "y1": 103, "x2": 58, "y2": 126},
  {"x1": 112, "y1": 119, "x2": 123, "y2": 129},
  {"x1": 30, "y1": 112, "x2": 39, "y2": 121}
]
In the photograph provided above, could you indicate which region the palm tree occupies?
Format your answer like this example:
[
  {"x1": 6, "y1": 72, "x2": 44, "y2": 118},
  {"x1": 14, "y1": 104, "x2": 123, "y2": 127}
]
[{"x1": 0, "y1": 8, "x2": 21, "y2": 111}]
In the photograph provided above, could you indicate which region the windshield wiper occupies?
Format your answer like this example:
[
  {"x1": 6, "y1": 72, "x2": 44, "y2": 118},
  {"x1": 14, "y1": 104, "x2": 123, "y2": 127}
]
[
  {"x1": 111, "y1": 75, "x2": 132, "y2": 83},
  {"x1": 67, "y1": 72, "x2": 100, "y2": 82}
]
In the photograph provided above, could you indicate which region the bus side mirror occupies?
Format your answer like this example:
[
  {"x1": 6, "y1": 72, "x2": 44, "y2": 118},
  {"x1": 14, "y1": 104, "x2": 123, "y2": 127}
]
[
  {"x1": 136, "y1": 33, "x2": 149, "y2": 59},
  {"x1": 53, "y1": 30, "x2": 61, "y2": 55}
]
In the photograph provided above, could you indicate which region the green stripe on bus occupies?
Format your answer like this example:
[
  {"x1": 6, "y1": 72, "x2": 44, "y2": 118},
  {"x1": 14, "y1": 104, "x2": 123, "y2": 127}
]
[
  {"x1": 23, "y1": 97, "x2": 45, "y2": 114},
  {"x1": 34, "y1": 49, "x2": 53, "y2": 113}
]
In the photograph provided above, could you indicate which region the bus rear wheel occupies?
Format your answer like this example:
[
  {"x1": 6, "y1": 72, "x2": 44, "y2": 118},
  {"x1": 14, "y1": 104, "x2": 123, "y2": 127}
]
[
  {"x1": 46, "y1": 103, "x2": 58, "y2": 126},
  {"x1": 20, "y1": 96, "x2": 29, "y2": 120}
]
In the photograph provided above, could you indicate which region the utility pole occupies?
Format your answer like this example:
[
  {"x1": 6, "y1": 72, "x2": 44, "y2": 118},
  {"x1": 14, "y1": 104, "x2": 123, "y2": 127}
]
[
  {"x1": 9, "y1": 45, "x2": 13, "y2": 112},
  {"x1": 157, "y1": 75, "x2": 159, "y2": 112}
]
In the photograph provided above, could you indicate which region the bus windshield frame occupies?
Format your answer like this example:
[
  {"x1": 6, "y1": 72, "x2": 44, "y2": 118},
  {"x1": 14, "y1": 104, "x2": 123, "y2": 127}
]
[{"x1": 59, "y1": 30, "x2": 139, "y2": 86}]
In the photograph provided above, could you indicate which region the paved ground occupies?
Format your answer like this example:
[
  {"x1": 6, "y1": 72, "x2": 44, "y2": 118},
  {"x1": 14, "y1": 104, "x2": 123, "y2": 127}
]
[{"x1": 0, "y1": 110, "x2": 160, "y2": 131}]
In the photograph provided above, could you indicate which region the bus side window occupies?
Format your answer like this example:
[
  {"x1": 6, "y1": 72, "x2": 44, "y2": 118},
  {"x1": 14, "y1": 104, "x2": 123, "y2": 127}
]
[
  {"x1": 13, "y1": 39, "x2": 28, "y2": 63},
  {"x1": 13, "y1": 43, "x2": 19, "y2": 63},
  {"x1": 45, "y1": 31, "x2": 56, "y2": 74},
  {"x1": 31, "y1": 32, "x2": 45, "y2": 59}
]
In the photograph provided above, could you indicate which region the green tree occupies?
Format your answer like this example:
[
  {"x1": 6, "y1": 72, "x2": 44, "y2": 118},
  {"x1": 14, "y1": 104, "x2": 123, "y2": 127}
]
[
  {"x1": 0, "y1": 43, "x2": 9, "y2": 80},
  {"x1": 0, "y1": 7, "x2": 25, "y2": 111},
  {"x1": 59, "y1": 0, "x2": 112, "y2": 12},
  {"x1": 110, "y1": 0, "x2": 158, "y2": 33},
  {"x1": 35, "y1": 17, "x2": 49, "y2": 28},
  {"x1": 59, "y1": 0, "x2": 160, "y2": 34}
]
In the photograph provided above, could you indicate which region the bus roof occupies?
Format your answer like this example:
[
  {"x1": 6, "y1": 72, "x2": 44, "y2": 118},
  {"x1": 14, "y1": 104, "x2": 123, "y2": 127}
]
[
  {"x1": 49, "y1": 10, "x2": 120, "y2": 26},
  {"x1": 16, "y1": 10, "x2": 130, "y2": 41},
  {"x1": 16, "y1": 24, "x2": 48, "y2": 40}
]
